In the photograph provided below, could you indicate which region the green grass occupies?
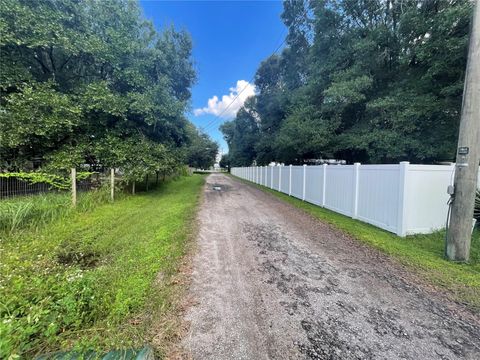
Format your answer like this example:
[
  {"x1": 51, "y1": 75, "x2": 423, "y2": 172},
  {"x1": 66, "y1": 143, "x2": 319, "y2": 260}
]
[
  {"x1": 0, "y1": 189, "x2": 117, "y2": 234},
  {"x1": 0, "y1": 175, "x2": 205, "y2": 358},
  {"x1": 232, "y1": 175, "x2": 480, "y2": 311}
]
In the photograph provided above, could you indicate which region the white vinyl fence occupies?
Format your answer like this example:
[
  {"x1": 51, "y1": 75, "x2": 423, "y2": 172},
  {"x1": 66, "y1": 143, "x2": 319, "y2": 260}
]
[{"x1": 231, "y1": 163, "x2": 480, "y2": 236}]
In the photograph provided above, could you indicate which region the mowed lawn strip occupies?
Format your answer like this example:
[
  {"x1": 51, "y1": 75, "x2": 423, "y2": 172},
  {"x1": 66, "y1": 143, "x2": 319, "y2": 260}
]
[
  {"x1": 0, "y1": 175, "x2": 205, "y2": 358},
  {"x1": 231, "y1": 175, "x2": 480, "y2": 311}
]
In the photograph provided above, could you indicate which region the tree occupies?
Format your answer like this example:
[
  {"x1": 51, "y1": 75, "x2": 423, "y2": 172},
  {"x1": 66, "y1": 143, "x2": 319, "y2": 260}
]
[
  {"x1": 222, "y1": 0, "x2": 473, "y2": 165},
  {"x1": 219, "y1": 153, "x2": 230, "y2": 170},
  {"x1": 0, "y1": 0, "x2": 214, "y2": 178},
  {"x1": 220, "y1": 98, "x2": 259, "y2": 166},
  {"x1": 185, "y1": 126, "x2": 219, "y2": 169}
]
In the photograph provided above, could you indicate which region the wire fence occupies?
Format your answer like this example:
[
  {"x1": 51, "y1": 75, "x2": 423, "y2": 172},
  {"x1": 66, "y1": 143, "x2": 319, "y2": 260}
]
[
  {"x1": 0, "y1": 177, "x2": 53, "y2": 199},
  {"x1": 0, "y1": 172, "x2": 104, "y2": 200},
  {"x1": 77, "y1": 173, "x2": 103, "y2": 193},
  {"x1": 0, "y1": 169, "x2": 186, "y2": 201}
]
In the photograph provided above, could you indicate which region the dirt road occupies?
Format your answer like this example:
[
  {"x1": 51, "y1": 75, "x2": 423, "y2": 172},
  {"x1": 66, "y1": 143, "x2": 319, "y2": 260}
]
[{"x1": 182, "y1": 174, "x2": 480, "y2": 359}]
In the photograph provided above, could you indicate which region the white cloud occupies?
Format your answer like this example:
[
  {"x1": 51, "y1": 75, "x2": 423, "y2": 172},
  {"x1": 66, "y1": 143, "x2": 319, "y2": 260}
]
[{"x1": 194, "y1": 80, "x2": 256, "y2": 119}]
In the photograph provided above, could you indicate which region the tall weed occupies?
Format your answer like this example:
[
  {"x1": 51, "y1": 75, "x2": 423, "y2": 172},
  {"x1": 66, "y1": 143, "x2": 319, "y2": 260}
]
[{"x1": 0, "y1": 188, "x2": 112, "y2": 233}]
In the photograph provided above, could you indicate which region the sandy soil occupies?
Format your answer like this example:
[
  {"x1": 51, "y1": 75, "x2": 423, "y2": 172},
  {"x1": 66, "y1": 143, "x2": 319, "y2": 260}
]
[{"x1": 181, "y1": 174, "x2": 480, "y2": 359}]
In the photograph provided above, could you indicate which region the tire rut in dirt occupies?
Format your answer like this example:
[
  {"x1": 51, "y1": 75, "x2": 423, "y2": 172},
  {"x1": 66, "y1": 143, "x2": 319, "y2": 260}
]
[{"x1": 243, "y1": 222, "x2": 480, "y2": 360}]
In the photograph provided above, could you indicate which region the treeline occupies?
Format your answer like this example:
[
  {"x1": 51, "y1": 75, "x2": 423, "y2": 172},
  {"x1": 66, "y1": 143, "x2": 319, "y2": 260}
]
[
  {"x1": 221, "y1": 0, "x2": 472, "y2": 166},
  {"x1": 0, "y1": 0, "x2": 218, "y2": 180}
]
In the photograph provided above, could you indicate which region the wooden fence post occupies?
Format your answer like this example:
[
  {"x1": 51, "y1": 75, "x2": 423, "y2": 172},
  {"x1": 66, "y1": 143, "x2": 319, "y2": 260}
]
[
  {"x1": 71, "y1": 168, "x2": 77, "y2": 207},
  {"x1": 132, "y1": 181, "x2": 135, "y2": 195},
  {"x1": 110, "y1": 168, "x2": 115, "y2": 202}
]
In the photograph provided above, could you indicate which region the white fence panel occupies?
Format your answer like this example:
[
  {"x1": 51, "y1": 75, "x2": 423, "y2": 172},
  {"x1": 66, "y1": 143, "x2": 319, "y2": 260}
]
[
  {"x1": 272, "y1": 166, "x2": 280, "y2": 190},
  {"x1": 231, "y1": 163, "x2": 479, "y2": 237},
  {"x1": 357, "y1": 165, "x2": 400, "y2": 233},
  {"x1": 404, "y1": 164, "x2": 455, "y2": 234},
  {"x1": 324, "y1": 166, "x2": 355, "y2": 217},
  {"x1": 304, "y1": 165, "x2": 325, "y2": 206},
  {"x1": 291, "y1": 166, "x2": 304, "y2": 199},
  {"x1": 280, "y1": 166, "x2": 290, "y2": 194}
]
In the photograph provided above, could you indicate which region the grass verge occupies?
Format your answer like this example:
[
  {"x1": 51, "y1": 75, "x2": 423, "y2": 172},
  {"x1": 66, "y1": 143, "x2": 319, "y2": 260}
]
[
  {"x1": 0, "y1": 189, "x2": 118, "y2": 233},
  {"x1": 231, "y1": 175, "x2": 480, "y2": 312},
  {"x1": 0, "y1": 175, "x2": 205, "y2": 358}
]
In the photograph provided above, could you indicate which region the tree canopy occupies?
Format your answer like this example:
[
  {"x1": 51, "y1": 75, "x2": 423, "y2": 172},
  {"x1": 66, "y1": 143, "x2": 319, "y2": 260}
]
[
  {"x1": 221, "y1": 0, "x2": 472, "y2": 166},
  {"x1": 0, "y1": 0, "x2": 217, "y2": 179}
]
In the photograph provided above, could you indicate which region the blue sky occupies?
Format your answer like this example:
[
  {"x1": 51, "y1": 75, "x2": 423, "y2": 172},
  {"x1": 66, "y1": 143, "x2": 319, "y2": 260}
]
[{"x1": 139, "y1": 0, "x2": 286, "y2": 152}]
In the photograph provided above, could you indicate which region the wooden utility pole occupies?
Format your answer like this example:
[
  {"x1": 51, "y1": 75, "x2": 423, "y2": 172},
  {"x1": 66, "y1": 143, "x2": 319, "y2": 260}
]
[{"x1": 446, "y1": 1, "x2": 480, "y2": 262}]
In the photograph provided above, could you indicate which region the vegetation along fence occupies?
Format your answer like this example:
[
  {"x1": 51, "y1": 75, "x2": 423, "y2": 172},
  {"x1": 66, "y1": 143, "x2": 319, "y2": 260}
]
[
  {"x1": 0, "y1": 171, "x2": 103, "y2": 200},
  {"x1": 231, "y1": 163, "x2": 480, "y2": 236},
  {"x1": 0, "y1": 167, "x2": 186, "y2": 202}
]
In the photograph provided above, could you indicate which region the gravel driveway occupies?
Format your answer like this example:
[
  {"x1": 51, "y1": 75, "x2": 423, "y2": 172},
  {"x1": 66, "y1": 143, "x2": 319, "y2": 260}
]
[{"x1": 182, "y1": 173, "x2": 480, "y2": 359}]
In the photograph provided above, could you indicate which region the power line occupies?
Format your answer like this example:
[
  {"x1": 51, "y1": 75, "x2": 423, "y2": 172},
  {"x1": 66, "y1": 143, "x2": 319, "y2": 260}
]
[
  {"x1": 200, "y1": 25, "x2": 290, "y2": 133},
  {"x1": 200, "y1": 4, "x2": 310, "y2": 134}
]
